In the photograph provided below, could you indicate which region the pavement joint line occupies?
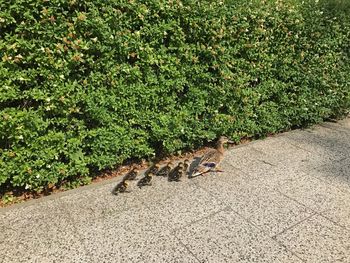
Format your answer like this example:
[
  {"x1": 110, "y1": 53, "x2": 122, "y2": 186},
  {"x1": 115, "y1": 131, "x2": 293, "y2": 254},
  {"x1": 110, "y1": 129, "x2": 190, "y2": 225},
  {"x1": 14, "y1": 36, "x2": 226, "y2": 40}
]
[
  {"x1": 271, "y1": 213, "x2": 318, "y2": 239},
  {"x1": 285, "y1": 133, "x2": 349, "y2": 160},
  {"x1": 286, "y1": 141, "x2": 315, "y2": 154},
  {"x1": 316, "y1": 177, "x2": 350, "y2": 195},
  {"x1": 274, "y1": 189, "x2": 324, "y2": 216},
  {"x1": 225, "y1": 204, "x2": 308, "y2": 263},
  {"x1": 240, "y1": 209, "x2": 308, "y2": 263},
  {"x1": 271, "y1": 235, "x2": 308, "y2": 263},
  {"x1": 270, "y1": 210, "x2": 350, "y2": 263},
  {"x1": 273, "y1": 184, "x2": 328, "y2": 215},
  {"x1": 259, "y1": 159, "x2": 276, "y2": 166},
  {"x1": 317, "y1": 211, "x2": 350, "y2": 233},
  {"x1": 192, "y1": 166, "x2": 322, "y2": 239},
  {"x1": 215, "y1": 164, "x2": 245, "y2": 176},
  {"x1": 171, "y1": 232, "x2": 202, "y2": 263},
  {"x1": 228, "y1": 157, "x2": 278, "y2": 174},
  {"x1": 190, "y1": 181, "x2": 283, "y2": 238}
]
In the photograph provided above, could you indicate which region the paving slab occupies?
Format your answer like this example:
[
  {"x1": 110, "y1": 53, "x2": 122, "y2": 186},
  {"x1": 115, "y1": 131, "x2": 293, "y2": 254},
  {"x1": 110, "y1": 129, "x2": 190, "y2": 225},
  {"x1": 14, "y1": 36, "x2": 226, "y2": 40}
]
[
  {"x1": 311, "y1": 158, "x2": 350, "y2": 230},
  {"x1": 224, "y1": 145, "x2": 278, "y2": 175},
  {"x1": 0, "y1": 199, "x2": 90, "y2": 263},
  {"x1": 144, "y1": 183, "x2": 226, "y2": 231},
  {"x1": 174, "y1": 208, "x2": 303, "y2": 262},
  {"x1": 59, "y1": 182, "x2": 143, "y2": 224},
  {"x1": 337, "y1": 117, "x2": 350, "y2": 129},
  {"x1": 283, "y1": 126, "x2": 350, "y2": 161},
  {"x1": 319, "y1": 122, "x2": 350, "y2": 134},
  {"x1": 321, "y1": 202, "x2": 350, "y2": 232},
  {"x1": 235, "y1": 135, "x2": 331, "y2": 175},
  {"x1": 313, "y1": 157, "x2": 350, "y2": 193},
  {"x1": 191, "y1": 165, "x2": 314, "y2": 237},
  {"x1": 276, "y1": 173, "x2": 350, "y2": 213},
  {"x1": 249, "y1": 135, "x2": 315, "y2": 164},
  {"x1": 223, "y1": 148, "x2": 308, "y2": 187},
  {"x1": 72, "y1": 205, "x2": 198, "y2": 263},
  {"x1": 275, "y1": 214, "x2": 350, "y2": 262}
]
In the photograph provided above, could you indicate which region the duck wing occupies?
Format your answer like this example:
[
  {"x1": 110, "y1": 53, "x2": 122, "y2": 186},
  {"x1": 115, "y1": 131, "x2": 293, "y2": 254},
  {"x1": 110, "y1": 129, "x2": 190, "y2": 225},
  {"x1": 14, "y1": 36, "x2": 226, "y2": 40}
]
[
  {"x1": 192, "y1": 149, "x2": 223, "y2": 177},
  {"x1": 199, "y1": 149, "x2": 222, "y2": 165}
]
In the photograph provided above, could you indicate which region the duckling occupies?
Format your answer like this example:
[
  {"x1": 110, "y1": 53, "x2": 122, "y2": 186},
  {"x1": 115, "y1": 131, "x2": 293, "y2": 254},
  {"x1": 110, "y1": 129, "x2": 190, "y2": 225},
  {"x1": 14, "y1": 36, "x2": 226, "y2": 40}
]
[
  {"x1": 168, "y1": 162, "x2": 185, "y2": 182},
  {"x1": 123, "y1": 167, "x2": 139, "y2": 181},
  {"x1": 156, "y1": 161, "x2": 174, "y2": 177},
  {"x1": 183, "y1": 159, "x2": 190, "y2": 174},
  {"x1": 145, "y1": 163, "x2": 160, "y2": 175},
  {"x1": 112, "y1": 180, "x2": 129, "y2": 195},
  {"x1": 137, "y1": 172, "x2": 154, "y2": 188},
  {"x1": 191, "y1": 136, "x2": 234, "y2": 178}
]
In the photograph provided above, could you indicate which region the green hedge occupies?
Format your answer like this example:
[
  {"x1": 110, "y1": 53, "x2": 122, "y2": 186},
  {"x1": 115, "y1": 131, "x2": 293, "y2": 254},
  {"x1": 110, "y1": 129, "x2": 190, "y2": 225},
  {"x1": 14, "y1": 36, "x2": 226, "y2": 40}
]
[{"x1": 1, "y1": 0, "x2": 349, "y2": 192}]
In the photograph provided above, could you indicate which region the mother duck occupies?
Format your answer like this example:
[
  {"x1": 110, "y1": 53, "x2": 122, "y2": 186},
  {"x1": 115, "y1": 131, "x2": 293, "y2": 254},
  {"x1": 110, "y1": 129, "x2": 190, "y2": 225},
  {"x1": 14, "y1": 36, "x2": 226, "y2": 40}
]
[{"x1": 191, "y1": 136, "x2": 234, "y2": 177}]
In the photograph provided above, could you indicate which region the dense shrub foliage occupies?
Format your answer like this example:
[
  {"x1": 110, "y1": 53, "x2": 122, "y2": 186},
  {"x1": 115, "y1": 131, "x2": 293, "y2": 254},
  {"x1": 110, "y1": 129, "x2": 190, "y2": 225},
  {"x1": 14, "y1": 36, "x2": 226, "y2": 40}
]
[{"x1": 0, "y1": 0, "x2": 349, "y2": 191}]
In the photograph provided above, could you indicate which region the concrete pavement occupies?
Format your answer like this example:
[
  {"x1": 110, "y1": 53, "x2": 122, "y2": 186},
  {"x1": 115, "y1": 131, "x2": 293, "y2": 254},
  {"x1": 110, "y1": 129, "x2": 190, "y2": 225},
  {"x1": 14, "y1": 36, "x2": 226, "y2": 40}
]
[{"x1": 1, "y1": 118, "x2": 350, "y2": 262}]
